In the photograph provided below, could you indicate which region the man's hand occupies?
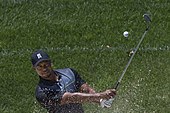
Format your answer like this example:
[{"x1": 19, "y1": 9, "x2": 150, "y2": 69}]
[
  {"x1": 99, "y1": 89, "x2": 116, "y2": 108},
  {"x1": 100, "y1": 89, "x2": 116, "y2": 100}
]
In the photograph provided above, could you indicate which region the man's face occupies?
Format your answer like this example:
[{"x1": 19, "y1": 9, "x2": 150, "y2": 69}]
[{"x1": 34, "y1": 60, "x2": 53, "y2": 78}]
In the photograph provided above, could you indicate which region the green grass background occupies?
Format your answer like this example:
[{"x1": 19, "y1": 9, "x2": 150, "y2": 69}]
[{"x1": 0, "y1": 0, "x2": 169, "y2": 113}]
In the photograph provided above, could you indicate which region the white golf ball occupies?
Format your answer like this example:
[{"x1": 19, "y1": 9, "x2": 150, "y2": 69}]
[{"x1": 123, "y1": 31, "x2": 129, "y2": 37}]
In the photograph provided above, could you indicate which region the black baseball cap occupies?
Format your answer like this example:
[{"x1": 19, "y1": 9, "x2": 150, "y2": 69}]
[{"x1": 31, "y1": 50, "x2": 50, "y2": 67}]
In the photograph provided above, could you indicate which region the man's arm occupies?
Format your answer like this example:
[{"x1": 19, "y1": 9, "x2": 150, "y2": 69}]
[
  {"x1": 60, "y1": 89, "x2": 116, "y2": 105},
  {"x1": 70, "y1": 68, "x2": 96, "y2": 94},
  {"x1": 79, "y1": 83, "x2": 96, "y2": 94}
]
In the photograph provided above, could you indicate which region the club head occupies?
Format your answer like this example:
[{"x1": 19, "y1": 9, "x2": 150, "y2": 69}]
[{"x1": 143, "y1": 14, "x2": 151, "y2": 23}]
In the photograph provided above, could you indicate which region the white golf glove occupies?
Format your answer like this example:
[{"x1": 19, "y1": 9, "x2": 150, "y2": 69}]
[{"x1": 100, "y1": 98, "x2": 115, "y2": 108}]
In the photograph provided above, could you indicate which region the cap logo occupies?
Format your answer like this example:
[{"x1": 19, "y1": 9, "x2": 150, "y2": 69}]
[{"x1": 37, "y1": 53, "x2": 42, "y2": 59}]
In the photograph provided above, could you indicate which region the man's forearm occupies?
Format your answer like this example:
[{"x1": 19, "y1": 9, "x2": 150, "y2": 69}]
[{"x1": 60, "y1": 92, "x2": 101, "y2": 105}]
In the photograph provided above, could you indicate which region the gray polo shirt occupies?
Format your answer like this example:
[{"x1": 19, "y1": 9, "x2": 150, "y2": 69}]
[{"x1": 35, "y1": 68, "x2": 86, "y2": 113}]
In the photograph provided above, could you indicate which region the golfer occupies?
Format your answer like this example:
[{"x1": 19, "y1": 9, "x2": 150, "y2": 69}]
[{"x1": 31, "y1": 50, "x2": 116, "y2": 113}]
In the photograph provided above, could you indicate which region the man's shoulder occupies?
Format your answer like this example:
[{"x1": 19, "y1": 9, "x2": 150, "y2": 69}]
[
  {"x1": 55, "y1": 68, "x2": 71, "y2": 71},
  {"x1": 55, "y1": 68, "x2": 76, "y2": 79},
  {"x1": 55, "y1": 68, "x2": 74, "y2": 73},
  {"x1": 55, "y1": 68, "x2": 77, "y2": 76}
]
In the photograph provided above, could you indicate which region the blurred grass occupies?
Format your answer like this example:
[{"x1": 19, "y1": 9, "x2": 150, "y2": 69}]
[{"x1": 0, "y1": 0, "x2": 170, "y2": 113}]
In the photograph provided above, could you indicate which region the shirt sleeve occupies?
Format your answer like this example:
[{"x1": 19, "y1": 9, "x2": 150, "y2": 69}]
[
  {"x1": 70, "y1": 68, "x2": 86, "y2": 90},
  {"x1": 35, "y1": 86, "x2": 64, "y2": 112}
]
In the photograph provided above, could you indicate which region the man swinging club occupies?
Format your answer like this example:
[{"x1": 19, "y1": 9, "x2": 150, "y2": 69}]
[{"x1": 31, "y1": 50, "x2": 116, "y2": 113}]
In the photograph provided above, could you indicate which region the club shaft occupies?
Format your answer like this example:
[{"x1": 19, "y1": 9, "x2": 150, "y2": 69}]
[{"x1": 114, "y1": 29, "x2": 148, "y2": 90}]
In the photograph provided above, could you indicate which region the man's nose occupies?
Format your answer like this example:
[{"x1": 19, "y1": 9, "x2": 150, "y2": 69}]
[
  {"x1": 42, "y1": 67, "x2": 47, "y2": 71},
  {"x1": 42, "y1": 65, "x2": 48, "y2": 71}
]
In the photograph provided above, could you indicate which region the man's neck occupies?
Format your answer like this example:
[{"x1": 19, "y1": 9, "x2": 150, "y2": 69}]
[{"x1": 48, "y1": 71, "x2": 58, "y2": 81}]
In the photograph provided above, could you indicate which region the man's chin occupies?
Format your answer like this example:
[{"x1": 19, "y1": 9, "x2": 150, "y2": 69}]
[{"x1": 42, "y1": 73, "x2": 51, "y2": 78}]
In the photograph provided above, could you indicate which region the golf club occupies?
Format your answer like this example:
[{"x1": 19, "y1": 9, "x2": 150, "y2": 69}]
[
  {"x1": 114, "y1": 14, "x2": 151, "y2": 90},
  {"x1": 100, "y1": 14, "x2": 151, "y2": 108}
]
